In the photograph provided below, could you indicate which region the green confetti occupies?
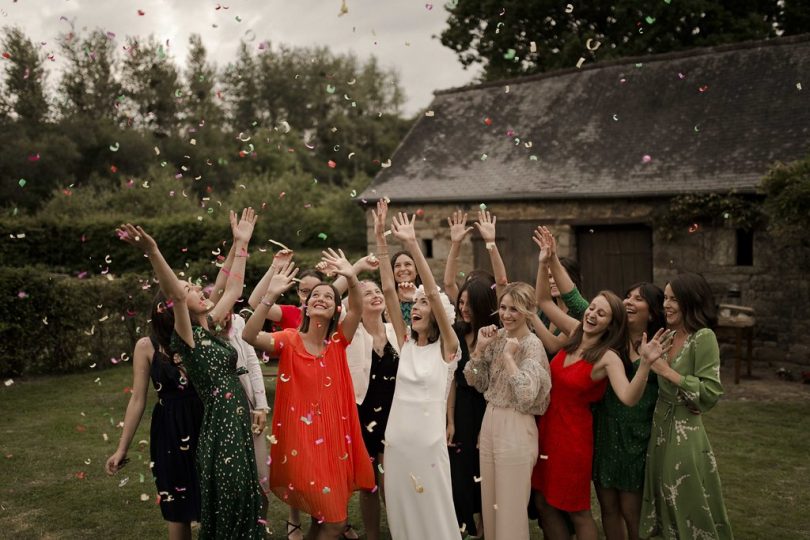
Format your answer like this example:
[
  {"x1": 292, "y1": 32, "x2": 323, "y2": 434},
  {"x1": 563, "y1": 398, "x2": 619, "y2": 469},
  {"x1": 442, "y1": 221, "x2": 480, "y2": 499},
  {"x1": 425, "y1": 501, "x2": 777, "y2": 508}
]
[
  {"x1": 479, "y1": 203, "x2": 487, "y2": 211},
  {"x1": 645, "y1": 16, "x2": 656, "y2": 24},
  {"x1": 317, "y1": 233, "x2": 328, "y2": 241},
  {"x1": 18, "y1": 178, "x2": 26, "y2": 188},
  {"x1": 326, "y1": 84, "x2": 336, "y2": 94},
  {"x1": 503, "y1": 48, "x2": 516, "y2": 60}
]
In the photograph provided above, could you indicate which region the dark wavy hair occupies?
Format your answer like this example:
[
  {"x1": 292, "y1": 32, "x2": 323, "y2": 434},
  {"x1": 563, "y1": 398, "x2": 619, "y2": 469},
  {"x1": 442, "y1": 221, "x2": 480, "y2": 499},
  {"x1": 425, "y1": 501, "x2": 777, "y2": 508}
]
[
  {"x1": 299, "y1": 282, "x2": 342, "y2": 337},
  {"x1": 626, "y1": 282, "x2": 666, "y2": 345},
  {"x1": 668, "y1": 273, "x2": 717, "y2": 332},
  {"x1": 454, "y1": 277, "x2": 499, "y2": 349},
  {"x1": 150, "y1": 291, "x2": 175, "y2": 362},
  {"x1": 560, "y1": 257, "x2": 583, "y2": 291},
  {"x1": 390, "y1": 250, "x2": 422, "y2": 287},
  {"x1": 563, "y1": 290, "x2": 628, "y2": 364}
]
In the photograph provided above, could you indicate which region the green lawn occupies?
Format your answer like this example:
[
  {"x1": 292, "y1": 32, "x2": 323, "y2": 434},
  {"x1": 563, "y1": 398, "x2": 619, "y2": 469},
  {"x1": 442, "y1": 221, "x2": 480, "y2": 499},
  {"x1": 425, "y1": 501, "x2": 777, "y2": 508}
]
[{"x1": 1, "y1": 367, "x2": 808, "y2": 539}]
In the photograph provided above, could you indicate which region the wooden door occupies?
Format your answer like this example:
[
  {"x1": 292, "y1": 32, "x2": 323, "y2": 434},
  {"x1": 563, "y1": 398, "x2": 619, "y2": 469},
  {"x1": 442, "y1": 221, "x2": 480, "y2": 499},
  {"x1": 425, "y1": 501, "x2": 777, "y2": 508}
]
[
  {"x1": 472, "y1": 220, "x2": 538, "y2": 285},
  {"x1": 575, "y1": 225, "x2": 652, "y2": 299}
]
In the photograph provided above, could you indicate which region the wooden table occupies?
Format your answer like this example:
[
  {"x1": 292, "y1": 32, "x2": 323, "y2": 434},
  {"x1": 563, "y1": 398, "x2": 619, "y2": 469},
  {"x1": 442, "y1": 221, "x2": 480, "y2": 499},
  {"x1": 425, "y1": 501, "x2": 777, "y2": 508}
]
[{"x1": 717, "y1": 304, "x2": 755, "y2": 385}]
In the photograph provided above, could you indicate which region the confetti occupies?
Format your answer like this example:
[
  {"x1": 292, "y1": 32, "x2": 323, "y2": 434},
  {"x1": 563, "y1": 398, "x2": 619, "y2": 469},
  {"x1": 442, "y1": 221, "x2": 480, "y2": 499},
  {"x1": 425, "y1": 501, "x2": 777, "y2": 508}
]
[
  {"x1": 3, "y1": 379, "x2": 13, "y2": 387},
  {"x1": 139, "y1": 493, "x2": 149, "y2": 501},
  {"x1": 425, "y1": 110, "x2": 435, "y2": 117},
  {"x1": 18, "y1": 178, "x2": 26, "y2": 188},
  {"x1": 641, "y1": 154, "x2": 652, "y2": 164},
  {"x1": 366, "y1": 421, "x2": 377, "y2": 432},
  {"x1": 688, "y1": 223, "x2": 700, "y2": 234},
  {"x1": 503, "y1": 48, "x2": 516, "y2": 60},
  {"x1": 109, "y1": 142, "x2": 119, "y2": 152},
  {"x1": 318, "y1": 232, "x2": 328, "y2": 240},
  {"x1": 410, "y1": 473, "x2": 424, "y2": 493}
]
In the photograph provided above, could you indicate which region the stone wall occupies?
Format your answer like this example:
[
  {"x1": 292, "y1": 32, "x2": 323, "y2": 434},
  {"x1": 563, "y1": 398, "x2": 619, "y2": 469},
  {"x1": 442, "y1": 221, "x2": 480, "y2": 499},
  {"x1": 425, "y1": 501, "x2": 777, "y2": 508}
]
[{"x1": 366, "y1": 200, "x2": 810, "y2": 366}]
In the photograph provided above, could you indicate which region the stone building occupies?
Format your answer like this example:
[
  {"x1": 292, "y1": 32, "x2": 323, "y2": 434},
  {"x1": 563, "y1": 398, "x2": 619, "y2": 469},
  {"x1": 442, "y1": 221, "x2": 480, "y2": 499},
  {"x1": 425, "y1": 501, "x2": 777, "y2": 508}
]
[{"x1": 359, "y1": 35, "x2": 810, "y2": 366}]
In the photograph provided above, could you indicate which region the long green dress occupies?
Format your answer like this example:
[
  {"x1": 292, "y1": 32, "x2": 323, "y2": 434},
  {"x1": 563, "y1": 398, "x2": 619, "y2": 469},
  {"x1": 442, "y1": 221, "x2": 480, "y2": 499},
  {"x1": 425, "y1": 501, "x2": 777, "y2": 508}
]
[
  {"x1": 172, "y1": 325, "x2": 264, "y2": 539},
  {"x1": 640, "y1": 328, "x2": 733, "y2": 539}
]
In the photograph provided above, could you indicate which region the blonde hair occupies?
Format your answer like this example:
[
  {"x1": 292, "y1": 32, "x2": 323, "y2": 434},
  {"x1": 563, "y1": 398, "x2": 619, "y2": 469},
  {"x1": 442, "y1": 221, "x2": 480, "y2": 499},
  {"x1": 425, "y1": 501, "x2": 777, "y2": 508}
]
[{"x1": 499, "y1": 282, "x2": 536, "y2": 317}]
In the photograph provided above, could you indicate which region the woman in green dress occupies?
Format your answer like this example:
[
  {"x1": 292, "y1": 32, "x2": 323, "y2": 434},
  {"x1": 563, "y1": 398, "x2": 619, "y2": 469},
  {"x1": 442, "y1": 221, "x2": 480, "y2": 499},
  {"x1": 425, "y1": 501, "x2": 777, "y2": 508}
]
[
  {"x1": 640, "y1": 272, "x2": 733, "y2": 539},
  {"x1": 593, "y1": 282, "x2": 666, "y2": 540},
  {"x1": 118, "y1": 209, "x2": 264, "y2": 540}
]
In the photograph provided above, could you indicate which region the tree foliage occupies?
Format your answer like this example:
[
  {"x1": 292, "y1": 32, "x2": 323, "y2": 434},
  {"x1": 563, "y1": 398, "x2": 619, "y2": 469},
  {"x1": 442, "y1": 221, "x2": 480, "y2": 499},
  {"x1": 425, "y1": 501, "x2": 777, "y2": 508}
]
[
  {"x1": 440, "y1": 0, "x2": 806, "y2": 81},
  {"x1": 760, "y1": 154, "x2": 810, "y2": 246}
]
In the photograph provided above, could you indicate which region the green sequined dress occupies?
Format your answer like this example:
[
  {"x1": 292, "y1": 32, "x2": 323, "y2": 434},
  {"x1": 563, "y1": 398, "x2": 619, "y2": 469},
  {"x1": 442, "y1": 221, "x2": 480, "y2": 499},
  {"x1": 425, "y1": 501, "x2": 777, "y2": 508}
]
[
  {"x1": 592, "y1": 359, "x2": 658, "y2": 492},
  {"x1": 640, "y1": 329, "x2": 733, "y2": 539},
  {"x1": 172, "y1": 325, "x2": 264, "y2": 539}
]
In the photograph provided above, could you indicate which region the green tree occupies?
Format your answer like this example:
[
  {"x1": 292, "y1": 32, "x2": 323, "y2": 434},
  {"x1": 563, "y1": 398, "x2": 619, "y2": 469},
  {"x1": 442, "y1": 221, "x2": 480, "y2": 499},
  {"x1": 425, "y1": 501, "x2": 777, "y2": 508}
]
[
  {"x1": 58, "y1": 29, "x2": 123, "y2": 122},
  {"x1": 440, "y1": 0, "x2": 791, "y2": 81},
  {"x1": 121, "y1": 36, "x2": 181, "y2": 136},
  {"x1": 0, "y1": 26, "x2": 49, "y2": 126},
  {"x1": 761, "y1": 154, "x2": 810, "y2": 246}
]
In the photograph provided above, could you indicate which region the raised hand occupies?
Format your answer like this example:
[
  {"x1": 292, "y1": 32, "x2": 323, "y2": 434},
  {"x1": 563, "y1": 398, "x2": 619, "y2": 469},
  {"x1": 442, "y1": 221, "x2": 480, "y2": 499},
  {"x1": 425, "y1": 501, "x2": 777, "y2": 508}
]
[
  {"x1": 397, "y1": 281, "x2": 417, "y2": 302},
  {"x1": 356, "y1": 254, "x2": 381, "y2": 274},
  {"x1": 231, "y1": 207, "x2": 258, "y2": 244},
  {"x1": 116, "y1": 224, "x2": 157, "y2": 254},
  {"x1": 265, "y1": 261, "x2": 299, "y2": 299},
  {"x1": 474, "y1": 209, "x2": 497, "y2": 243},
  {"x1": 272, "y1": 248, "x2": 294, "y2": 269},
  {"x1": 639, "y1": 328, "x2": 671, "y2": 366},
  {"x1": 532, "y1": 226, "x2": 553, "y2": 265},
  {"x1": 373, "y1": 199, "x2": 389, "y2": 239},
  {"x1": 447, "y1": 210, "x2": 473, "y2": 243},
  {"x1": 320, "y1": 248, "x2": 355, "y2": 278},
  {"x1": 391, "y1": 211, "x2": 417, "y2": 243},
  {"x1": 475, "y1": 324, "x2": 499, "y2": 352}
]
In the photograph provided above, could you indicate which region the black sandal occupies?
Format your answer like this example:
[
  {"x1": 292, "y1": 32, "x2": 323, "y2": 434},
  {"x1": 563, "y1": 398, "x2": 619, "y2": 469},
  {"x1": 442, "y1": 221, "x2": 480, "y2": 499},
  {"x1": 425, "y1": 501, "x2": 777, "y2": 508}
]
[
  {"x1": 286, "y1": 520, "x2": 302, "y2": 538},
  {"x1": 340, "y1": 523, "x2": 360, "y2": 540}
]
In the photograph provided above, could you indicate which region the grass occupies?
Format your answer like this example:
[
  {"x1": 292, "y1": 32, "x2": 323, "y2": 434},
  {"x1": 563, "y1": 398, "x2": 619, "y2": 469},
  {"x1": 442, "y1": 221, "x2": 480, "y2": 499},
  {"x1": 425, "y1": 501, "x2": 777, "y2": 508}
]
[{"x1": 1, "y1": 367, "x2": 808, "y2": 539}]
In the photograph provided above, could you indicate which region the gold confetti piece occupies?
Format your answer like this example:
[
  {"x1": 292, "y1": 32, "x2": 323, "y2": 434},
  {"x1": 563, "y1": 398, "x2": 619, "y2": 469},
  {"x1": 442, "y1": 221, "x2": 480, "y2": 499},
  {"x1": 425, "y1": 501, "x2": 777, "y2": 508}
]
[
  {"x1": 366, "y1": 421, "x2": 377, "y2": 432},
  {"x1": 474, "y1": 476, "x2": 482, "y2": 483},
  {"x1": 425, "y1": 110, "x2": 435, "y2": 117},
  {"x1": 84, "y1": 458, "x2": 92, "y2": 465},
  {"x1": 539, "y1": 454, "x2": 549, "y2": 460},
  {"x1": 153, "y1": 146, "x2": 160, "y2": 155},
  {"x1": 410, "y1": 473, "x2": 424, "y2": 493},
  {"x1": 102, "y1": 433, "x2": 109, "y2": 442},
  {"x1": 180, "y1": 445, "x2": 190, "y2": 451},
  {"x1": 4, "y1": 379, "x2": 13, "y2": 387},
  {"x1": 268, "y1": 238, "x2": 292, "y2": 251},
  {"x1": 139, "y1": 493, "x2": 150, "y2": 501},
  {"x1": 98, "y1": 315, "x2": 109, "y2": 322},
  {"x1": 576, "y1": 57, "x2": 586, "y2": 69}
]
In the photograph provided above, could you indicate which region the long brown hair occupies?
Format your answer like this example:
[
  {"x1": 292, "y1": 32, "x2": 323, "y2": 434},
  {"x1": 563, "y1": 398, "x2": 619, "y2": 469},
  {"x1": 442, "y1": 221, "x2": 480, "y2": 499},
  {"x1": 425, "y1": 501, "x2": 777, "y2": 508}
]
[
  {"x1": 563, "y1": 290, "x2": 628, "y2": 364},
  {"x1": 299, "y1": 283, "x2": 342, "y2": 337},
  {"x1": 668, "y1": 273, "x2": 717, "y2": 332}
]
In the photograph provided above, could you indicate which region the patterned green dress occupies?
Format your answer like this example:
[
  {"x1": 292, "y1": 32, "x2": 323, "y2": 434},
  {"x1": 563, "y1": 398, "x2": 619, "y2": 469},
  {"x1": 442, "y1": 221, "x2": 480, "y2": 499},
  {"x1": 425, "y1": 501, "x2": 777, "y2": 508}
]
[
  {"x1": 171, "y1": 325, "x2": 264, "y2": 539},
  {"x1": 593, "y1": 358, "x2": 658, "y2": 492},
  {"x1": 640, "y1": 328, "x2": 733, "y2": 539}
]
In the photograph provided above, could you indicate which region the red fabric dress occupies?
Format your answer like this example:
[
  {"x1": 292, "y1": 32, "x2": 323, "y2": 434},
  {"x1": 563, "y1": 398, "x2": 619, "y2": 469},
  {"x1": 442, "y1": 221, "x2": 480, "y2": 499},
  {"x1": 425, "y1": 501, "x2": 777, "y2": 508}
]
[
  {"x1": 269, "y1": 326, "x2": 375, "y2": 522},
  {"x1": 532, "y1": 350, "x2": 608, "y2": 512}
]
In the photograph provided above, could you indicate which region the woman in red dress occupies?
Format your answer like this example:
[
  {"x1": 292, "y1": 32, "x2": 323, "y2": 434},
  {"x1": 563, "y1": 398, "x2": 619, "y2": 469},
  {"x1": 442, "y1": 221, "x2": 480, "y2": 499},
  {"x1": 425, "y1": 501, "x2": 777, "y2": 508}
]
[
  {"x1": 243, "y1": 250, "x2": 375, "y2": 540},
  {"x1": 530, "y1": 227, "x2": 667, "y2": 540}
]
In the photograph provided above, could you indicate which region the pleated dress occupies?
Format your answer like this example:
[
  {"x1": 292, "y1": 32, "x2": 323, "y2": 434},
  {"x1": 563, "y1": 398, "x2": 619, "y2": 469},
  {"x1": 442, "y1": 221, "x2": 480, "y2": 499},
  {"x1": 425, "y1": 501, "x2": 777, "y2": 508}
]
[{"x1": 268, "y1": 326, "x2": 375, "y2": 522}]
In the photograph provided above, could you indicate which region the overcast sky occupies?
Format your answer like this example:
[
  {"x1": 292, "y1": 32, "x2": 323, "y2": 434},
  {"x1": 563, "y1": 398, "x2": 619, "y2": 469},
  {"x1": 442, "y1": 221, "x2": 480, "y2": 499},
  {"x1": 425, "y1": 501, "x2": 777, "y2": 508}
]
[{"x1": 2, "y1": 0, "x2": 478, "y2": 116}]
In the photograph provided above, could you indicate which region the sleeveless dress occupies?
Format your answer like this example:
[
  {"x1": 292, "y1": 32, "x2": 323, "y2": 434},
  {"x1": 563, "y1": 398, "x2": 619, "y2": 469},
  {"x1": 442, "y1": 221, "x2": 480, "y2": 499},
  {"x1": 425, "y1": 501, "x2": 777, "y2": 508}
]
[
  {"x1": 269, "y1": 326, "x2": 375, "y2": 522},
  {"x1": 384, "y1": 339, "x2": 461, "y2": 540},
  {"x1": 532, "y1": 350, "x2": 607, "y2": 512},
  {"x1": 592, "y1": 358, "x2": 659, "y2": 492},
  {"x1": 640, "y1": 329, "x2": 733, "y2": 539},
  {"x1": 148, "y1": 337, "x2": 204, "y2": 522},
  {"x1": 356, "y1": 342, "x2": 399, "y2": 456},
  {"x1": 170, "y1": 326, "x2": 264, "y2": 539},
  {"x1": 449, "y1": 328, "x2": 486, "y2": 536}
]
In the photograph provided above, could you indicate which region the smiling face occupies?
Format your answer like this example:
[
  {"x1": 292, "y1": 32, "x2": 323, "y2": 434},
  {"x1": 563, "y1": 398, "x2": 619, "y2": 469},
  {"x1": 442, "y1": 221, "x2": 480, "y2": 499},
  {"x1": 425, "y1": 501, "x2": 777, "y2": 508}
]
[
  {"x1": 306, "y1": 284, "x2": 337, "y2": 320},
  {"x1": 360, "y1": 281, "x2": 385, "y2": 317},
  {"x1": 498, "y1": 293, "x2": 527, "y2": 332},
  {"x1": 458, "y1": 290, "x2": 472, "y2": 324},
  {"x1": 297, "y1": 275, "x2": 321, "y2": 306},
  {"x1": 582, "y1": 295, "x2": 613, "y2": 335},
  {"x1": 663, "y1": 284, "x2": 683, "y2": 329},
  {"x1": 410, "y1": 294, "x2": 435, "y2": 335},
  {"x1": 548, "y1": 268, "x2": 560, "y2": 298},
  {"x1": 624, "y1": 287, "x2": 651, "y2": 330},
  {"x1": 182, "y1": 280, "x2": 213, "y2": 314},
  {"x1": 393, "y1": 253, "x2": 417, "y2": 284}
]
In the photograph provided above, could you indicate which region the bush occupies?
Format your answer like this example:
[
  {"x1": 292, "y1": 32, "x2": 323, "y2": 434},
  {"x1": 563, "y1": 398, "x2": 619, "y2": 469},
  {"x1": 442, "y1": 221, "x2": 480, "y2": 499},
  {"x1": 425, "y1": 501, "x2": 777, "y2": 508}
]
[
  {"x1": 0, "y1": 267, "x2": 153, "y2": 376},
  {"x1": 761, "y1": 155, "x2": 810, "y2": 246}
]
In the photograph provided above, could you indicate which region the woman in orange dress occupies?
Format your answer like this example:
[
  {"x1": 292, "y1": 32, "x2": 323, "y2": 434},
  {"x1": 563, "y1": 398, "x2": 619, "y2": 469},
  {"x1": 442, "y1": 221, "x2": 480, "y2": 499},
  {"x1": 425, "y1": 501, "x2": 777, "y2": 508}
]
[{"x1": 243, "y1": 249, "x2": 375, "y2": 540}]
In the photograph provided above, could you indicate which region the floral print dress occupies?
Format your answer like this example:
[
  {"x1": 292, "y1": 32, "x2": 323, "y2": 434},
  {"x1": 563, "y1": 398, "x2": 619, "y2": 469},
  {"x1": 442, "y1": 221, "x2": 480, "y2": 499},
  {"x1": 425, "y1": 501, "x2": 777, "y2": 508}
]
[{"x1": 640, "y1": 328, "x2": 733, "y2": 539}]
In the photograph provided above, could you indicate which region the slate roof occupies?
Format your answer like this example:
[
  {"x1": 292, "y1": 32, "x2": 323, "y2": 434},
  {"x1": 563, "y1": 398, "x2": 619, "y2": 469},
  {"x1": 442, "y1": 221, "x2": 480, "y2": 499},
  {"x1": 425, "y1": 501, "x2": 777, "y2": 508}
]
[{"x1": 361, "y1": 35, "x2": 810, "y2": 203}]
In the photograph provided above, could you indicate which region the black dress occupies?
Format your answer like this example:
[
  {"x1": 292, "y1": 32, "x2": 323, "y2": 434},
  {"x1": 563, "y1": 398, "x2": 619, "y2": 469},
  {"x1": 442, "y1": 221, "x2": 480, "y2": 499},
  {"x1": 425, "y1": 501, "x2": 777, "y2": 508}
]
[
  {"x1": 148, "y1": 337, "x2": 205, "y2": 523},
  {"x1": 449, "y1": 328, "x2": 487, "y2": 536},
  {"x1": 357, "y1": 342, "x2": 399, "y2": 457}
]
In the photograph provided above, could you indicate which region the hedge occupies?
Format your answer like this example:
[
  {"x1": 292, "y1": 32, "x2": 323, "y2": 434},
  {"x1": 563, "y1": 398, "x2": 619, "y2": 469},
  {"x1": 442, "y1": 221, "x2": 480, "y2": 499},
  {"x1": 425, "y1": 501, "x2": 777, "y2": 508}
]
[{"x1": 0, "y1": 267, "x2": 153, "y2": 376}]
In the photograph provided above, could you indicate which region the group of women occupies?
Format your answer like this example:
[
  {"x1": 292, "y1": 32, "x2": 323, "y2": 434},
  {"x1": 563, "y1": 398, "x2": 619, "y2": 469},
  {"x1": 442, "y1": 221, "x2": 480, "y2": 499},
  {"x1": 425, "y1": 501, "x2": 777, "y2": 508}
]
[{"x1": 105, "y1": 202, "x2": 733, "y2": 540}]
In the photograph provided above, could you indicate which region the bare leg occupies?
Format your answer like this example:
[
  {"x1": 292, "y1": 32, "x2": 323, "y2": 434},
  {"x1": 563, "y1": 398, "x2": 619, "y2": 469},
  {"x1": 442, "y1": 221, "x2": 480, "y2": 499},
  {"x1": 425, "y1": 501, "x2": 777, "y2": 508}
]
[
  {"x1": 359, "y1": 454, "x2": 384, "y2": 540},
  {"x1": 535, "y1": 492, "x2": 572, "y2": 540},
  {"x1": 596, "y1": 485, "x2": 626, "y2": 540},
  {"x1": 288, "y1": 507, "x2": 304, "y2": 540},
  {"x1": 569, "y1": 509, "x2": 599, "y2": 540},
  {"x1": 619, "y1": 490, "x2": 643, "y2": 540},
  {"x1": 167, "y1": 521, "x2": 192, "y2": 540}
]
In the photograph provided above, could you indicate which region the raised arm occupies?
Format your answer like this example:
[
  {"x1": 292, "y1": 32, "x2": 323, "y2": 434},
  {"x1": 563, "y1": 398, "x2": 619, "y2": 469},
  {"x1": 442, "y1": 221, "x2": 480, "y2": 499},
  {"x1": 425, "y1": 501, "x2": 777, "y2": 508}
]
[
  {"x1": 374, "y1": 200, "x2": 407, "y2": 348},
  {"x1": 117, "y1": 224, "x2": 194, "y2": 346},
  {"x1": 247, "y1": 249, "x2": 293, "y2": 322},
  {"x1": 333, "y1": 255, "x2": 380, "y2": 296},
  {"x1": 533, "y1": 227, "x2": 579, "y2": 337},
  {"x1": 539, "y1": 226, "x2": 589, "y2": 319},
  {"x1": 208, "y1": 241, "x2": 236, "y2": 305},
  {"x1": 443, "y1": 210, "x2": 473, "y2": 303},
  {"x1": 391, "y1": 211, "x2": 459, "y2": 362},
  {"x1": 474, "y1": 209, "x2": 508, "y2": 298},
  {"x1": 208, "y1": 208, "x2": 257, "y2": 325},
  {"x1": 105, "y1": 337, "x2": 152, "y2": 475},
  {"x1": 242, "y1": 261, "x2": 298, "y2": 353},
  {"x1": 463, "y1": 324, "x2": 497, "y2": 392},
  {"x1": 321, "y1": 248, "x2": 362, "y2": 338},
  {"x1": 529, "y1": 312, "x2": 567, "y2": 353}
]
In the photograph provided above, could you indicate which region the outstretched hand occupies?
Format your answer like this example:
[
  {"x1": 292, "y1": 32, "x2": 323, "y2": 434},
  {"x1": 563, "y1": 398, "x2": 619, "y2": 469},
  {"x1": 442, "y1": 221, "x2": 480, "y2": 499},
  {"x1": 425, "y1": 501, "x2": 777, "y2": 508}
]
[
  {"x1": 474, "y1": 209, "x2": 497, "y2": 243},
  {"x1": 447, "y1": 210, "x2": 473, "y2": 243},
  {"x1": 639, "y1": 328, "x2": 672, "y2": 367},
  {"x1": 356, "y1": 254, "x2": 381, "y2": 274},
  {"x1": 116, "y1": 224, "x2": 157, "y2": 254},
  {"x1": 272, "y1": 248, "x2": 294, "y2": 269},
  {"x1": 230, "y1": 207, "x2": 258, "y2": 244},
  {"x1": 265, "y1": 261, "x2": 299, "y2": 299},
  {"x1": 391, "y1": 211, "x2": 417, "y2": 243},
  {"x1": 532, "y1": 226, "x2": 556, "y2": 265},
  {"x1": 321, "y1": 248, "x2": 355, "y2": 279},
  {"x1": 373, "y1": 199, "x2": 389, "y2": 239}
]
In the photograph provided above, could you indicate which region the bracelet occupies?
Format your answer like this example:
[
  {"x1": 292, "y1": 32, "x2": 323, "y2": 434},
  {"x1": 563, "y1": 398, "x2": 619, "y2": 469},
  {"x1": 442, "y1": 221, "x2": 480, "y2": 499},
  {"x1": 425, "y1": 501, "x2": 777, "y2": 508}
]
[{"x1": 485, "y1": 241, "x2": 496, "y2": 250}]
